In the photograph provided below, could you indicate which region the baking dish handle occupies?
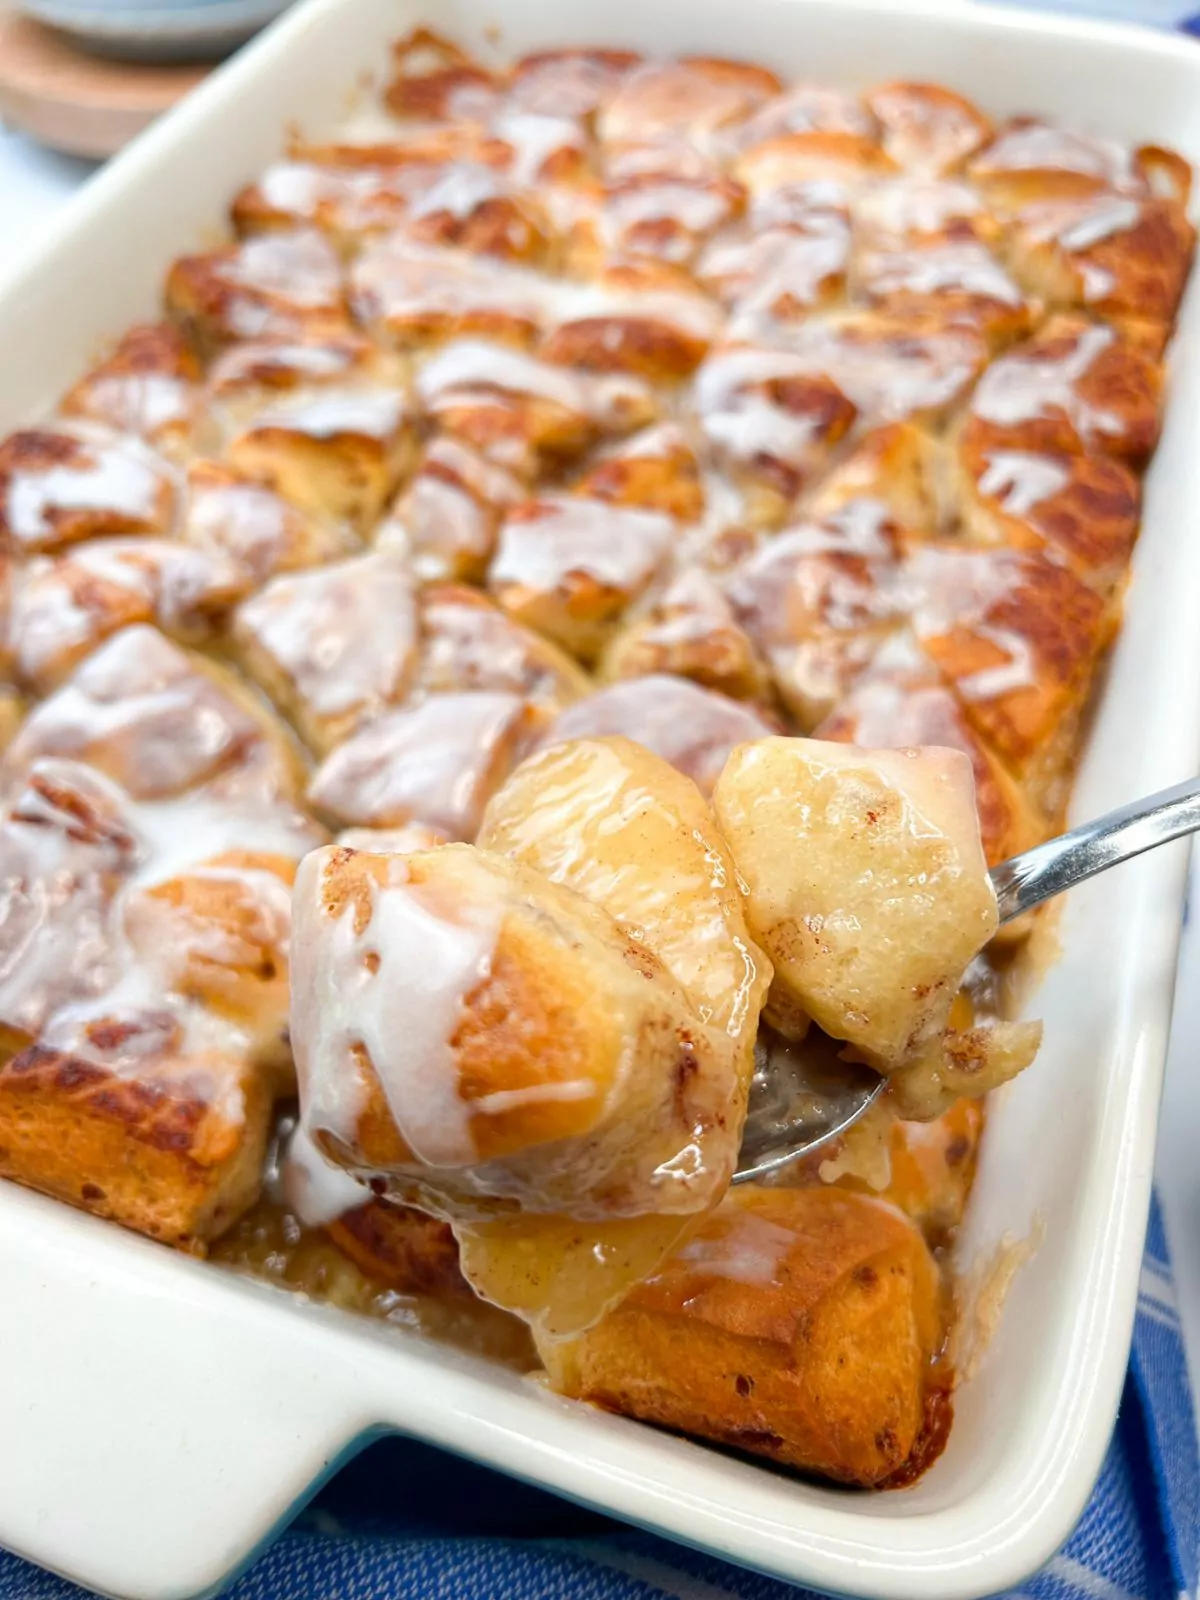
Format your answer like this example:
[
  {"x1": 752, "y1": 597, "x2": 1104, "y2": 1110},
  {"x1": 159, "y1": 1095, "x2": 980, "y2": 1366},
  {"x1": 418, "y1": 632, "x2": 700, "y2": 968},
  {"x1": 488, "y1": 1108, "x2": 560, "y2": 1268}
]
[{"x1": 0, "y1": 1187, "x2": 372, "y2": 1600}]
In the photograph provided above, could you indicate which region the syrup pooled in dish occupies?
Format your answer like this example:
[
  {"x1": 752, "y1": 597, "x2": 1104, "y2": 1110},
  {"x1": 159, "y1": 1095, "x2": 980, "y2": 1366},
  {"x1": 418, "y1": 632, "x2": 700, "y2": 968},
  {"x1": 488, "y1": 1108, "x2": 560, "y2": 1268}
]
[{"x1": 0, "y1": 25, "x2": 1191, "y2": 1488}]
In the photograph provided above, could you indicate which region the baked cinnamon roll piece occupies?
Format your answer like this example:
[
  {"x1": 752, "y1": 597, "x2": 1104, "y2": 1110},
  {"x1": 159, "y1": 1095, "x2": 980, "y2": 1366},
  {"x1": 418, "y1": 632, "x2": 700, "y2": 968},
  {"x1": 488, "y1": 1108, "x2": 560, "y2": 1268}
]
[
  {"x1": 968, "y1": 117, "x2": 1181, "y2": 209},
  {"x1": 598, "y1": 57, "x2": 782, "y2": 151},
  {"x1": 6, "y1": 538, "x2": 250, "y2": 694},
  {"x1": 538, "y1": 1185, "x2": 941, "y2": 1484},
  {"x1": 178, "y1": 460, "x2": 352, "y2": 582},
  {"x1": 488, "y1": 494, "x2": 675, "y2": 663},
  {"x1": 961, "y1": 313, "x2": 1163, "y2": 468},
  {"x1": 413, "y1": 338, "x2": 657, "y2": 479},
  {"x1": 693, "y1": 343, "x2": 858, "y2": 520},
  {"x1": 232, "y1": 552, "x2": 418, "y2": 755},
  {"x1": 375, "y1": 437, "x2": 523, "y2": 583},
  {"x1": 598, "y1": 566, "x2": 769, "y2": 702},
  {"x1": 864, "y1": 82, "x2": 992, "y2": 175},
  {"x1": 350, "y1": 235, "x2": 552, "y2": 351},
  {"x1": 224, "y1": 385, "x2": 413, "y2": 533},
  {"x1": 801, "y1": 421, "x2": 944, "y2": 540},
  {"x1": 573, "y1": 421, "x2": 705, "y2": 520},
  {"x1": 505, "y1": 48, "x2": 641, "y2": 123},
  {"x1": 384, "y1": 27, "x2": 500, "y2": 124},
  {"x1": 904, "y1": 543, "x2": 1114, "y2": 811},
  {"x1": 727, "y1": 507, "x2": 908, "y2": 727},
  {"x1": 206, "y1": 333, "x2": 396, "y2": 427},
  {"x1": 853, "y1": 237, "x2": 1035, "y2": 349},
  {"x1": 60, "y1": 323, "x2": 204, "y2": 459},
  {"x1": 1004, "y1": 193, "x2": 1195, "y2": 331},
  {"x1": 540, "y1": 258, "x2": 723, "y2": 381},
  {"x1": 230, "y1": 159, "x2": 430, "y2": 249},
  {"x1": 414, "y1": 584, "x2": 590, "y2": 712},
  {"x1": 0, "y1": 758, "x2": 318, "y2": 1248},
  {"x1": 955, "y1": 433, "x2": 1141, "y2": 592},
  {"x1": 165, "y1": 230, "x2": 348, "y2": 353},
  {"x1": 307, "y1": 691, "x2": 537, "y2": 839},
  {"x1": 0, "y1": 422, "x2": 176, "y2": 554},
  {"x1": 2, "y1": 625, "x2": 305, "y2": 804}
]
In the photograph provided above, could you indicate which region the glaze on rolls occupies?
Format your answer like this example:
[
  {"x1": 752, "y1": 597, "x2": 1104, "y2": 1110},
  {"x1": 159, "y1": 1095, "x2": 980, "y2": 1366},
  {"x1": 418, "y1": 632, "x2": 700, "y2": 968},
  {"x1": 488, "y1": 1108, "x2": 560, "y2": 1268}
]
[{"x1": 290, "y1": 736, "x2": 771, "y2": 1336}]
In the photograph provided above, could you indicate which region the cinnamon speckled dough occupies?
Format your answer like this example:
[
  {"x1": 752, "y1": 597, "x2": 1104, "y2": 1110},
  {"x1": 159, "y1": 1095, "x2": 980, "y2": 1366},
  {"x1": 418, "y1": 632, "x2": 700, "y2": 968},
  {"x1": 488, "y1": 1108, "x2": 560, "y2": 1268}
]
[
  {"x1": 0, "y1": 760, "x2": 317, "y2": 1249},
  {"x1": 538, "y1": 1184, "x2": 941, "y2": 1485},
  {"x1": 2, "y1": 625, "x2": 307, "y2": 805},
  {"x1": 713, "y1": 738, "x2": 998, "y2": 1062},
  {"x1": 232, "y1": 552, "x2": 419, "y2": 755},
  {"x1": 290, "y1": 838, "x2": 741, "y2": 1336},
  {"x1": 0, "y1": 422, "x2": 176, "y2": 554},
  {"x1": 61, "y1": 323, "x2": 204, "y2": 459}
]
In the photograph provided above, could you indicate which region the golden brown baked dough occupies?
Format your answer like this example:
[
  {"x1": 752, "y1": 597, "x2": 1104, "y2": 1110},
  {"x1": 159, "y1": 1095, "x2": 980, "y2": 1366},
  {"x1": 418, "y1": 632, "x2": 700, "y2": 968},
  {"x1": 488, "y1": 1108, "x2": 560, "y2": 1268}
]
[
  {"x1": 60, "y1": 323, "x2": 204, "y2": 458},
  {"x1": 325, "y1": 1199, "x2": 468, "y2": 1297},
  {"x1": 5, "y1": 538, "x2": 249, "y2": 695},
  {"x1": 178, "y1": 459, "x2": 352, "y2": 581},
  {"x1": 232, "y1": 552, "x2": 418, "y2": 755},
  {"x1": 307, "y1": 691, "x2": 537, "y2": 838},
  {"x1": 414, "y1": 583, "x2": 590, "y2": 711},
  {"x1": 165, "y1": 230, "x2": 349, "y2": 353},
  {"x1": 2, "y1": 625, "x2": 307, "y2": 804},
  {"x1": 0, "y1": 423, "x2": 176, "y2": 554},
  {"x1": 377, "y1": 436, "x2": 523, "y2": 582},
  {"x1": 538, "y1": 1185, "x2": 941, "y2": 1485},
  {"x1": 488, "y1": 494, "x2": 675, "y2": 662}
]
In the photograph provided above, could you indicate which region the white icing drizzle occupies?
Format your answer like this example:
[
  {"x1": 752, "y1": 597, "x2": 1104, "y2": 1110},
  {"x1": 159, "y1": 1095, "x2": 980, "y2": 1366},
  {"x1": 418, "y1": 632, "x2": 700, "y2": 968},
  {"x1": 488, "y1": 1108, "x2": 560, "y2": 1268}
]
[
  {"x1": 4, "y1": 424, "x2": 171, "y2": 548},
  {"x1": 490, "y1": 109, "x2": 585, "y2": 185},
  {"x1": 222, "y1": 230, "x2": 344, "y2": 309},
  {"x1": 4, "y1": 625, "x2": 288, "y2": 801},
  {"x1": 861, "y1": 241, "x2": 1024, "y2": 306},
  {"x1": 416, "y1": 338, "x2": 651, "y2": 426},
  {"x1": 976, "y1": 452, "x2": 1071, "y2": 516},
  {"x1": 971, "y1": 322, "x2": 1120, "y2": 437},
  {"x1": 243, "y1": 387, "x2": 407, "y2": 441},
  {"x1": 1021, "y1": 196, "x2": 1142, "y2": 255},
  {"x1": 208, "y1": 337, "x2": 373, "y2": 397},
  {"x1": 235, "y1": 552, "x2": 416, "y2": 722},
  {"x1": 854, "y1": 176, "x2": 986, "y2": 241},
  {"x1": 974, "y1": 121, "x2": 1140, "y2": 191},
  {"x1": 490, "y1": 497, "x2": 673, "y2": 595},
  {"x1": 292, "y1": 848, "x2": 500, "y2": 1168},
  {"x1": 308, "y1": 691, "x2": 528, "y2": 838},
  {"x1": 676, "y1": 1208, "x2": 799, "y2": 1286},
  {"x1": 351, "y1": 237, "x2": 553, "y2": 330},
  {"x1": 544, "y1": 675, "x2": 770, "y2": 795},
  {"x1": 281, "y1": 1119, "x2": 370, "y2": 1226},
  {"x1": 9, "y1": 538, "x2": 246, "y2": 687},
  {"x1": 76, "y1": 374, "x2": 194, "y2": 437}
]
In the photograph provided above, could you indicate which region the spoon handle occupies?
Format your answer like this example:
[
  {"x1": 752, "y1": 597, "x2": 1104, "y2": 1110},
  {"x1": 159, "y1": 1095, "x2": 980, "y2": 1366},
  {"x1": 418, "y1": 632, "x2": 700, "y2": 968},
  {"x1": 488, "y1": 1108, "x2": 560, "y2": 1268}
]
[{"x1": 990, "y1": 774, "x2": 1200, "y2": 924}]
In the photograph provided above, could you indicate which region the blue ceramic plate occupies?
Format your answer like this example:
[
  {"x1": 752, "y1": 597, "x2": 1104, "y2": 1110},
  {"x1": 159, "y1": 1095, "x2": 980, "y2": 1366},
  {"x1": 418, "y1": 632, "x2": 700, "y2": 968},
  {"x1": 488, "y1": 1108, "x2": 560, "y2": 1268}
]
[{"x1": 20, "y1": 0, "x2": 294, "y2": 61}]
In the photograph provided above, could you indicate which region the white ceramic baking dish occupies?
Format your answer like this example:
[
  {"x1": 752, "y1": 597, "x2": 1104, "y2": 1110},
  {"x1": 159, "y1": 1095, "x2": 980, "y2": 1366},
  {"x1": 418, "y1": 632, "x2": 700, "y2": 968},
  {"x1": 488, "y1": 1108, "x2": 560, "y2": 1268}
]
[{"x1": 1, "y1": 1, "x2": 1199, "y2": 1596}]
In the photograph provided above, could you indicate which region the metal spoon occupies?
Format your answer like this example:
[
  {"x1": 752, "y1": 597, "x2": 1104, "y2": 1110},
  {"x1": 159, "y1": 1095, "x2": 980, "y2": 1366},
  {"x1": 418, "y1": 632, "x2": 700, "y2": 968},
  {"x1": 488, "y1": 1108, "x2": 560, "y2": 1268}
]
[{"x1": 733, "y1": 772, "x2": 1200, "y2": 1184}]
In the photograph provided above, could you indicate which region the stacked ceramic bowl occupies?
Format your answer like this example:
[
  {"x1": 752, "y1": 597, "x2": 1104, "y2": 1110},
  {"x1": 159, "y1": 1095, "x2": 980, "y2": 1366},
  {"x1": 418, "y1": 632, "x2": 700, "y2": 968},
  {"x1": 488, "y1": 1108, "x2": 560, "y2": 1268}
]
[{"x1": 20, "y1": 0, "x2": 294, "y2": 61}]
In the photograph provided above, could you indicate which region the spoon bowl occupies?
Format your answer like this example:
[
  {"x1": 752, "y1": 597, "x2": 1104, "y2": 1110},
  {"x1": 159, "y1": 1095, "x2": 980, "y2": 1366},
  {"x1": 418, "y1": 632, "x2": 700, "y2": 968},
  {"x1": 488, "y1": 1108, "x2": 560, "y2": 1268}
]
[{"x1": 733, "y1": 770, "x2": 1200, "y2": 1183}]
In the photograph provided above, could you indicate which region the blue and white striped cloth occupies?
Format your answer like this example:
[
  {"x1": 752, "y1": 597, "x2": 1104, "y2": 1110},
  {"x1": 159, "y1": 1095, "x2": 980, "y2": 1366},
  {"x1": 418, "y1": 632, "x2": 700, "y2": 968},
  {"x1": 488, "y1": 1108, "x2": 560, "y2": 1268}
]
[{"x1": 0, "y1": 1191, "x2": 1194, "y2": 1600}]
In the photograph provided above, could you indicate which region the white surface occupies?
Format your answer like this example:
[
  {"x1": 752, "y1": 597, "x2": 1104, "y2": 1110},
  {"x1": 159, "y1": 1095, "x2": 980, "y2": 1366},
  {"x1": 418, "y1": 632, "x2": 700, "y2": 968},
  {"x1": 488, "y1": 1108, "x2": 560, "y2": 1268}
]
[{"x1": 0, "y1": 3, "x2": 1199, "y2": 1597}]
